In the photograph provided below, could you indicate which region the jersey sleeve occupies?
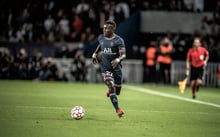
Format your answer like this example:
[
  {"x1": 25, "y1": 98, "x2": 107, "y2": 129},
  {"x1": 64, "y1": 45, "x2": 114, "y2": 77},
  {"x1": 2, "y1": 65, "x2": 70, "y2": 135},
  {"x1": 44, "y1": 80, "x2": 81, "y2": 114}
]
[
  {"x1": 116, "y1": 37, "x2": 126, "y2": 53},
  {"x1": 98, "y1": 34, "x2": 103, "y2": 43}
]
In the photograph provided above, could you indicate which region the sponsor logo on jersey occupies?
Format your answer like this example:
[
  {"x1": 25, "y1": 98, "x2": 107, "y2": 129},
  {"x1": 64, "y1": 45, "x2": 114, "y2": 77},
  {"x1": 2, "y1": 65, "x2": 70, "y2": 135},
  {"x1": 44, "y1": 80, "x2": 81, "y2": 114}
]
[{"x1": 103, "y1": 48, "x2": 112, "y2": 53}]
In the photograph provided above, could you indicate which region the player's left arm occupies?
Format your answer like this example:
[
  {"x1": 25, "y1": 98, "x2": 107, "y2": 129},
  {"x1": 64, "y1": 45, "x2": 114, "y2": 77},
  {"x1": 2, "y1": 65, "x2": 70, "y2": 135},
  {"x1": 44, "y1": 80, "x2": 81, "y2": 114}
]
[
  {"x1": 186, "y1": 49, "x2": 191, "y2": 77},
  {"x1": 111, "y1": 38, "x2": 126, "y2": 69},
  {"x1": 111, "y1": 50, "x2": 126, "y2": 69},
  {"x1": 204, "y1": 49, "x2": 209, "y2": 66},
  {"x1": 118, "y1": 50, "x2": 126, "y2": 61}
]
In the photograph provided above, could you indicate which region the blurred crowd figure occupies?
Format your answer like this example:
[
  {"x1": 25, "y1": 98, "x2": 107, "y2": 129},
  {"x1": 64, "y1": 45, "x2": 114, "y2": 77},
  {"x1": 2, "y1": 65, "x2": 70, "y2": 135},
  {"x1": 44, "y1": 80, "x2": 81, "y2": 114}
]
[
  {"x1": 37, "y1": 57, "x2": 59, "y2": 81},
  {"x1": 156, "y1": 37, "x2": 174, "y2": 84},
  {"x1": 145, "y1": 41, "x2": 157, "y2": 83},
  {"x1": 71, "y1": 51, "x2": 87, "y2": 82},
  {"x1": 0, "y1": 47, "x2": 87, "y2": 82}
]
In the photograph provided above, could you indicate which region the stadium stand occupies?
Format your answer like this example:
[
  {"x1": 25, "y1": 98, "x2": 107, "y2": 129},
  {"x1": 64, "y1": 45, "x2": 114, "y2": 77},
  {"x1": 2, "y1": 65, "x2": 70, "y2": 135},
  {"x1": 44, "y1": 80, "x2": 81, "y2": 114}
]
[{"x1": 0, "y1": 0, "x2": 219, "y2": 86}]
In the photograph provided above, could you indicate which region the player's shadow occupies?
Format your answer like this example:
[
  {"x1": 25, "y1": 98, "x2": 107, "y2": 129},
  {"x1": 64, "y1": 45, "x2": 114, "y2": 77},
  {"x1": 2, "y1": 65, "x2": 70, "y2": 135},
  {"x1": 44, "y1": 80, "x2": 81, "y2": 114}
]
[{"x1": 84, "y1": 117, "x2": 122, "y2": 122}]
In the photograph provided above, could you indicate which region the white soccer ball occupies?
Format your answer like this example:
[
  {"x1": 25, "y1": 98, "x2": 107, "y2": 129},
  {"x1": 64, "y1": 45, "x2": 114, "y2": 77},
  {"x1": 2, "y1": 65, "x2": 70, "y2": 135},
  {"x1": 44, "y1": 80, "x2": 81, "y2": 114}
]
[{"x1": 71, "y1": 106, "x2": 85, "y2": 120}]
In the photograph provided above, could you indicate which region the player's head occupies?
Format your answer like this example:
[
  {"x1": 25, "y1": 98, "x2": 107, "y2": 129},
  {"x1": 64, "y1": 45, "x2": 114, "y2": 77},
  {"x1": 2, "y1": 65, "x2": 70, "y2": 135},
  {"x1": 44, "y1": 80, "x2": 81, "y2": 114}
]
[
  {"x1": 103, "y1": 20, "x2": 116, "y2": 37},
  {"x1": 193, "y1": 37, "x2": 201, "y2": 48},
  {"x1": 162, "y1": 37, "x2": 170, "y2": 46}
]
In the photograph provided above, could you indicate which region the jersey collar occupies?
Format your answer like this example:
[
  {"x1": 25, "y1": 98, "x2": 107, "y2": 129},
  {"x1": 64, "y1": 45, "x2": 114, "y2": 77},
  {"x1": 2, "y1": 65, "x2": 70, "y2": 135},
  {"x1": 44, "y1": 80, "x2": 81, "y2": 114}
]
[{"x1": 104, "y1": 33, "x2": 116, "y2": 40}]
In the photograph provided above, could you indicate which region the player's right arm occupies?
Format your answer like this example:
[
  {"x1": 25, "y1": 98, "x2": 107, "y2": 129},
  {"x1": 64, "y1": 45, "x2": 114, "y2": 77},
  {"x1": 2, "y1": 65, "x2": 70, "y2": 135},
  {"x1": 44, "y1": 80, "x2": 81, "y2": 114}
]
[
  {"x1": 204, "y1": 48, "x2": 209, "y2": 66},
  {"x1": 186, "y1": 49, "x2": 191, "y2": 77},
  {"x1": 92, "y1": 45, "x2": 101, "y2": 64}
]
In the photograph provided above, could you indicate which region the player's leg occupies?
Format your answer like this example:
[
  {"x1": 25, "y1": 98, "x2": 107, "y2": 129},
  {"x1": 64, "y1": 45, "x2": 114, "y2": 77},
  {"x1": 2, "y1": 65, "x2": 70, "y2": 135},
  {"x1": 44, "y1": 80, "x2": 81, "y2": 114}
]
[
  {"x1": 103, "y1": 75, "x2": 119, "y2": 111},
  {"x1": 115, "y1": 85, "x2": 121, "y2": 95},
  {"x1": 166, "y1": 64, "x2": 171, "y2": 84},
  {"x1": 113, "y1": 67, "x2": 123, "y2": 95},
  {"x1": 195, "y1": 79, "x2": 203, "y2": 92},
  {"x1": 106, "y1": 79, "x2": 124, "y2": 117},
  {"x1": 102, "y1": 71, "x2": 123, "y2": 117},
  {"x1": 158, "y1": 63, "x2": 164, "y2": 83},
  {"x1": 106, "y1": 85, "x2": 121, "y2": 97},
  {"x1": 113, "y1": 68, "x2": 124, "y2": 117},
  {"x1": 190, "y1": 67, "x2": 197, "y2": 99},
  {"x1": 195, "y1": 66, "x2": 205, "y2": 92},
  {"x1": 106, "y1": 69, "x2": 123, "y2": 97},
  {"x1": 190, "y1": 80, "x2": 196, "y2": 99}
]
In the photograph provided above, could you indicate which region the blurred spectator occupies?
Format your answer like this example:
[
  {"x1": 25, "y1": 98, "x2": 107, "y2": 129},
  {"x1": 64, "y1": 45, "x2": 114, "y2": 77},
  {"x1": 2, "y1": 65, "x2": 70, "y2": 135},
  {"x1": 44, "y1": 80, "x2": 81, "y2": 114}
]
[
  {"x1": 24, "y1": 24, "x2": 34, "y2": 42},
  {"x1": 108, "y1": 1, "x2": 116, "y2": 21},
  {"x1": 145, "y1": 41, "x2": 157, "y2": 83},
  {"x1": 71, "y1": 14, "x2": 84, "y2": 41},
  {"x1": 72, "y1": 15, "x2": 83, "y2": 32},
  {"x1": 141, "y1": 0, "x2": 150, "y2": 11},
  {"x1": 58, "y1": 15, "x2": 70, "y2": 40},
  {"x1": 44, "y1": 14, "x2": 55, "y2": 42},
  {"x1": 38, "y1": 57, "x2": 59, "y2": 81},
  {"x1": 131, "y1": 45, "x2": 140, "y2": 59},
  {"x1": 0, "y1": 48, "x2": 14, "y2": 79},
  {"x1": 33, "y1": 22, "x2": 46, "y2": 42},
  {"x1": 156, "y1": 37, "x2": 174, "y2": 84},
  {"x1": 28, "y1": 50, "x2": 43, "y2": 80},
  {"x1": 87, "y1": 8, "x2": 99, "y2": 27},
  {"x1": 194, "y1": 0, "x2": 204, "y2": 12},
  {"x1": 76, "y1": 0, "x2": 90, "y2": 14},
  {"x1": 172, "y1": 30, "x2": 188, "y2": 60},
  {"x1": 183, "y1": 0, "x2": 193, "y2": 11},
  {"x1": 13, "y1": 48, "x2": 29, "y2": 79},
  {"x1": 115, "y1": 0, "x2": 130, "y2": 19},
  {"x1": 71, "y1": 51, "x2": 87, "y2": 82},
  {"x1": 8, "y1": 27, "x2": 25, "y2": 43},
  {"x1": 128, "y1": 0, "x2": 140, "y2": 14},
  {"x1": 44, "y1": 14, "x2": 55, "y2": 33},
  {"x1": 200, "y1": 16, "x2": 209, "y2": 35},
  {"x1": 81, "y1": 27, "x2": 96, "y2": 43},
  {"x1": 7, "y1": 9, "x2": 13, "y2": 29}
]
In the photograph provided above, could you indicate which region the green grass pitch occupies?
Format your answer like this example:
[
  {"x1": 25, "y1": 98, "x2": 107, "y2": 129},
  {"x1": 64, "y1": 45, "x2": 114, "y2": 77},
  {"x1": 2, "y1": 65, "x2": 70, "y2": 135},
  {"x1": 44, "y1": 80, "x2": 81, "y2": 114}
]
[{"x1": 0, "y1": 80, "x2": 220, "y2": 137}]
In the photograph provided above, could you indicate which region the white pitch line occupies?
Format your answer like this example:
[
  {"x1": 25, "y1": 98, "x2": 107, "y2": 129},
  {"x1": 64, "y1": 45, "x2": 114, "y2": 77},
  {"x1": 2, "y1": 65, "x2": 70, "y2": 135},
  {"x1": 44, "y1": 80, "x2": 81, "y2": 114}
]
[{"x1": 125, "y1": 85, "x2": 220, "y2": 108}]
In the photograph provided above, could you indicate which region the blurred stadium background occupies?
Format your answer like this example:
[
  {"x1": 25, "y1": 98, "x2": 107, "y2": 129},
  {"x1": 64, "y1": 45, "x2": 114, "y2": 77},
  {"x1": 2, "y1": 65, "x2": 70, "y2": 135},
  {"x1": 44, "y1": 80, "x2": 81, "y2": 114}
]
[{"x1": 0, "y1": 0, "x2": 219, "y2": 87}]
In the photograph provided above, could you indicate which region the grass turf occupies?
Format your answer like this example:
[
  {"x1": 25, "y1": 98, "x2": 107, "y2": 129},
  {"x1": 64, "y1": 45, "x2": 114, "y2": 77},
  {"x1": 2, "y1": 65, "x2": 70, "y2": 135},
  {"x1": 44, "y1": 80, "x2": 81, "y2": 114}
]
[{"x1": 0, "y1": 80, "x2": 219, "y2": 137}]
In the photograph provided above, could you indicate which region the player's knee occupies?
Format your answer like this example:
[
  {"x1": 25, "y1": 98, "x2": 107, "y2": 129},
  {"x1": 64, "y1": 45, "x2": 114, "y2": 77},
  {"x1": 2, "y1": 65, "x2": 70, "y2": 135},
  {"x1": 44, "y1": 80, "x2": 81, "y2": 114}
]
[
  {"x1": 105, "y1": 80, "x2": 114, "y2": 89},
  {"x1": 196, "y1": 79, "x2": 202, "y2": 84}
]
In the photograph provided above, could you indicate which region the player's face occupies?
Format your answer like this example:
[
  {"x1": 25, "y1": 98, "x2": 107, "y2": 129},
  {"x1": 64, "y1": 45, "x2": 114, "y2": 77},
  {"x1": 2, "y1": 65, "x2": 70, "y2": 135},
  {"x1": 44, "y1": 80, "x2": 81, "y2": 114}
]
[
  {"x1": 103, "y1": 24, "x2": 114, "y2": 37},
  {"x1": 193, "y1": 39, "x2": 201, "y2": 48}
]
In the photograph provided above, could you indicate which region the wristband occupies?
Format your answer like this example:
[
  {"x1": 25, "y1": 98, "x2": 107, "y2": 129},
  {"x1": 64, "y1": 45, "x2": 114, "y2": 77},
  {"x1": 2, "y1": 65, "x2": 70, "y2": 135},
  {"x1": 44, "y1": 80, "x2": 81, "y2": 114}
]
[
  {"x1": 115, "y1": 58, "x2": 120, "y2": 63},
  {"x1": 92, "y1": 53, "x2": 97, "y2": 58}
]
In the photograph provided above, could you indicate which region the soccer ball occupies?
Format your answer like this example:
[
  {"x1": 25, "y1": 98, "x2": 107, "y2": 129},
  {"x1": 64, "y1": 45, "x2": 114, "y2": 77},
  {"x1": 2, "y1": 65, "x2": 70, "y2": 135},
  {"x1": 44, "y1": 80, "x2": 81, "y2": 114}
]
[{"x1": 71, "y1": 106, "x2": 85, "y2": 120}]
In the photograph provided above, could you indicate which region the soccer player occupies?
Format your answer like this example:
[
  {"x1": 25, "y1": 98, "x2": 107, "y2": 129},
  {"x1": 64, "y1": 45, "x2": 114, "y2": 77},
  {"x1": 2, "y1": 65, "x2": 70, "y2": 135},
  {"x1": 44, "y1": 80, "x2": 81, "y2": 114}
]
[
  {"x1": 92, "y1": 20, "x2": 126, "y2": 117},
  {"x1": 186, "y1": 37, "x2": 209, "y2": 99}
]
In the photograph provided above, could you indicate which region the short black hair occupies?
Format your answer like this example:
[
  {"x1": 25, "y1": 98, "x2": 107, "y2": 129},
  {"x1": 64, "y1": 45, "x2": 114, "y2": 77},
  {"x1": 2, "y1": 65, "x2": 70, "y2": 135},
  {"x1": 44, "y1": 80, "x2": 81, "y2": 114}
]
[{"x1": 104, "y1": 20, "x2": 116, "y2": 30}]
